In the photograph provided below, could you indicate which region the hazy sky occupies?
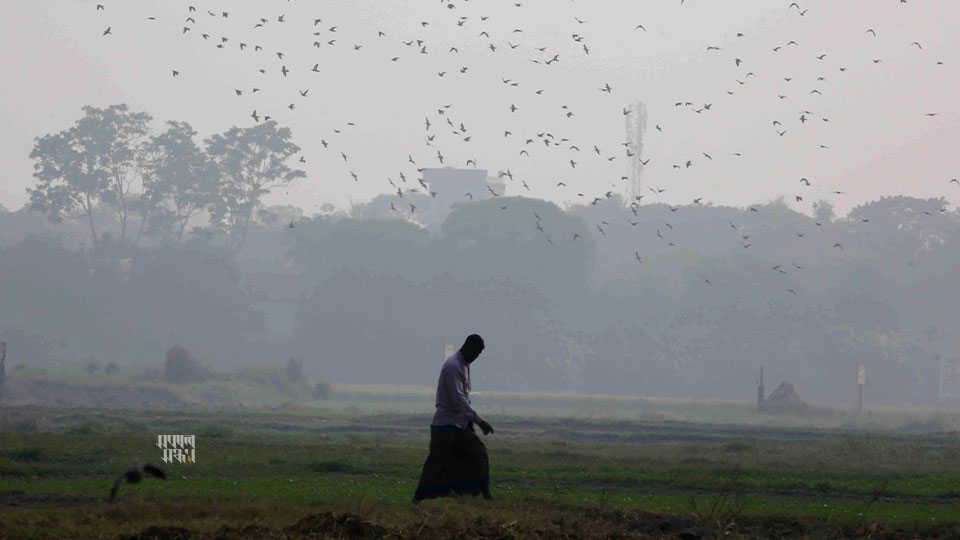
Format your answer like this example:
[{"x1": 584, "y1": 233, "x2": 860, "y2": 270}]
[{"x1": 2, "y1": 0, "x2": 960, "y2": 217}]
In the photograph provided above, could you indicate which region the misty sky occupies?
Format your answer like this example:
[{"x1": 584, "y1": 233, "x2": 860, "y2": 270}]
[{"x1": 2, "y1": 0, "x2": 960, "y2": 217}]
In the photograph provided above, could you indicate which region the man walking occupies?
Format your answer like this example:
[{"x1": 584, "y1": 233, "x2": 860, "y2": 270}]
[{"x1": 413, "y1": 334, "x2": 494, "y2": 502}]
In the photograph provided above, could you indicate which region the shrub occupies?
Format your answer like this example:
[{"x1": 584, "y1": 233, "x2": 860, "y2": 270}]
[
  {"x1": 82, "y1": 356, "x2": 101, "y2": 374},
  {"x1": 286, "y1": 357, "x2": 304, "y2": 382},
  {"x1": 313, "y1": 380, "x2": 332, "y2": 401}
]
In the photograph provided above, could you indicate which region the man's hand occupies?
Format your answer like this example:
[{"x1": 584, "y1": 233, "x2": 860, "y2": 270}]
[{"x1": 478, "y1": 420, "x2": 494, "y2": 435}]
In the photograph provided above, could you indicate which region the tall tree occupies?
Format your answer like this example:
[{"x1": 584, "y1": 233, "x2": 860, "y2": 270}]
[
  {"x1": 80, "y1": 104, "x2": 153, "y2": 245},
  {"x1": 813, "y1": 199, "x2": 836, "y2": 224},
  {"x1": 204, "y1": 121, "x2": 305, "y2": 254},
  {"x1": 139, "y1": 121, "x2": 220, "y2": 245},
  {"x1": 27, "y1": 122, "x2": 107, "y2": 251},
  {"x1": 27, "y1": 104, "x2": 153, "y2": 251}
]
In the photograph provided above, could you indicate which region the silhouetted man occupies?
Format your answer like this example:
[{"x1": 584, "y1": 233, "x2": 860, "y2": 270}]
[{"x1": 413, "y1": 334, "x2": 494, "y2": 502}]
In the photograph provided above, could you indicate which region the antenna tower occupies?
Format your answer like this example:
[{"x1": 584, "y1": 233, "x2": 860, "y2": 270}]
[{"x1": 625, "y1": 101, "x2": 648, "y2": 204}]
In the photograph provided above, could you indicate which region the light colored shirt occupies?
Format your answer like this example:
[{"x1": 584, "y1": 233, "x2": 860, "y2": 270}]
[{"x1": 431, "y1": 350, "x2": 483, "y2": 429}]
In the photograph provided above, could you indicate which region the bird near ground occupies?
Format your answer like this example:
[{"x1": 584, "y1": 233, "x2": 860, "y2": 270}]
[{"x1": 110, "y1": 464, "x2": 166, "y2": 502}]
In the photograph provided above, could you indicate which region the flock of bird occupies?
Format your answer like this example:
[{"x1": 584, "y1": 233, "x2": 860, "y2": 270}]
[{"x1": 90, "y1": 1, "x2": 957, "y2": 297}]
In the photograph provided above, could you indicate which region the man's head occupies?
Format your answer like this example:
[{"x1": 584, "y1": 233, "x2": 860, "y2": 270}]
[{"x1": 460, "y1": 334, "x2": 485, "y2": 363}]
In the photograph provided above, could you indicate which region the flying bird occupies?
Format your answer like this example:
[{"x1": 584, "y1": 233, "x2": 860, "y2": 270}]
[{"x1": 110, "y1": 464, "x2": 166, "y2": 502}]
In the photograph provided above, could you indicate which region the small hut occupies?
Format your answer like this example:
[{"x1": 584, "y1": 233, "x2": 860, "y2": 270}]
[{"x1": 761, "y1": 381, "x2": 808, "y2": 414}]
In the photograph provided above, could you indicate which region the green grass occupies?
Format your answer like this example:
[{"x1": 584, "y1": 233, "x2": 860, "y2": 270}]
[{"x1": 3, "y1": 404, "x2": 960, "y2": 537}]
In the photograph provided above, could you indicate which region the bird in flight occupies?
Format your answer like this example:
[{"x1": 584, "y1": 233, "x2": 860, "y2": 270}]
[{"x1": 110, "y1": 464, "x2": 166, "y2": 501}]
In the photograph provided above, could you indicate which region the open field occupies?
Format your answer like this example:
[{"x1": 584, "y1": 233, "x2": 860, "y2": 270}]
[{"x1": 3, "y1": 390, "x2": 960, "y2": 539}]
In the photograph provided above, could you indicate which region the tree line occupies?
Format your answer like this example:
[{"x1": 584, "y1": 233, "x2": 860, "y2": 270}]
[{"x1": 3, "y1": 103, "x2": 960, "y2": 406}]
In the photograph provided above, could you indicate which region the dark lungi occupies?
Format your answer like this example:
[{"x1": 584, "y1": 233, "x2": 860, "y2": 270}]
[{"x1": 413, "y1": 423, "x2": 489, "y2": 500}]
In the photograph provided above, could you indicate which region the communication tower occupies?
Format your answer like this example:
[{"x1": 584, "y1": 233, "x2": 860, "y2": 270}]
[{"x1": 625, "y1": 101, "x2": 648, "y2": 203}]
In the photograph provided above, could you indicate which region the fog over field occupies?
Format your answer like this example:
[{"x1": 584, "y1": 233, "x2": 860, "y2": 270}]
[{"x1": 3, "y1": 0, "x2": 960, "y2": 407}]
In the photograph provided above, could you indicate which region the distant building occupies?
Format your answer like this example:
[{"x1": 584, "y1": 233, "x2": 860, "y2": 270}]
[
  {"x1": 486, "y1": 173, "x2": 506, "y2": 198},
  {"x1": 423, "y1": 167, "x2": 504, "y2": 212}
]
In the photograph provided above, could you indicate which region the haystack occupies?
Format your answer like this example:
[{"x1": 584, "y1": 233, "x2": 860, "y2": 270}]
[
  {"x1": 164, "y1": 344, "x2": 206, "y2": 384},
  {"x1": 761, "y1": 381, "x2": 808, "y2": 414}
]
